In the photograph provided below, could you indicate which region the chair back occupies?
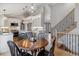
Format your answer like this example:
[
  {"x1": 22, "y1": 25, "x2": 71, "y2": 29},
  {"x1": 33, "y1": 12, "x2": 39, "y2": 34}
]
[
  {"x1": 26, "y1": 32, "x2": 33, "y2": 39},
  {"x1": 37, "y1": 33, "x2": 47, "y2": 39},
  {"x1": 7, "y1": 41, "x2": 21, "y2": 56},
  {"x1": 18, "y1": 33, "x2": 28, "y2": 39},
  {"x1": 37, "y1": 49, "x2": 49, "y2": 56},
  {"x1": 49, "y1": 37, "x2": 56, "y2": 56},
  {"x1": 37, "y1": 36, "x2": 56, "y2": 56}
]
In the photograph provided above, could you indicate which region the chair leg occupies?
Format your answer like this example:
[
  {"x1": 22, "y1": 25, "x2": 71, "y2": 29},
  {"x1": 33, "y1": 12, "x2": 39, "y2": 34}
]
[
  {"x1": 31, "y1": 50, "x2": 37, "y2": 56},
  {"x1": 20, "y1": 49, "x2": 26, "y2": 52}
]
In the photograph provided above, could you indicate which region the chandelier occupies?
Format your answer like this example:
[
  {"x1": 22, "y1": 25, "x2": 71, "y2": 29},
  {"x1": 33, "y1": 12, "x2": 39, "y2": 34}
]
[{"x1": 24, "y1": 4, "x2": 41, "y2": 15}]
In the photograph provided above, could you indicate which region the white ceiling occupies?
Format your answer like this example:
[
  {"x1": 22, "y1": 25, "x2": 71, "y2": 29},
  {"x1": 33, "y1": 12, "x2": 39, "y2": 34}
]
[{"x1": 0, "y1": 3, "x2": 56, "y2": 18}]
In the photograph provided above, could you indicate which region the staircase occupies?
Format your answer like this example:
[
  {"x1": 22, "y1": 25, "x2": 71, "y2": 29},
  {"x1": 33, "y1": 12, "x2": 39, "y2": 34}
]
[
  {"x1": 56, "y1": 32, "x2": 79, "y2": 55},
  {"x1": 51, "y1": 9, "x2": 77, "y2": 36},
  {"x1": 57, "y1": 22, "x2": 77, "y2": 39},
  {"x1": 51, "y1": 6, "x2": 78, "y2": 56}
]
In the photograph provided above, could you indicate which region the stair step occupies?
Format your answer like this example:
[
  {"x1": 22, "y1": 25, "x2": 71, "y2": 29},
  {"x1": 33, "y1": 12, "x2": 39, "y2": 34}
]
[
  {"x1": 57, "y1": 22, "x2": 77, "y2": 39},
  {"x1": 64, "y1": 22, "x2": 77, "y2": 32}
]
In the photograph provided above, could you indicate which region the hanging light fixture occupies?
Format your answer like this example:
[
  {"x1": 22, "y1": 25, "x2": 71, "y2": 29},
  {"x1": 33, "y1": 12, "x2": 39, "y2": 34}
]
[
  {"x1": 2, "y1": 9, "x2": 7, "y2": 19},
  {"x1": 22, "y1": 4, "x2": 41, "y2": 17},
  {"x1": 1, "y1": 9, "x2": 9, "y2": 32}
]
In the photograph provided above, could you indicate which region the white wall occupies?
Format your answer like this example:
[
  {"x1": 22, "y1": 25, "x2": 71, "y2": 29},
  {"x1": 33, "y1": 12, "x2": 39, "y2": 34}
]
[
  {"x1": 51, "y1": 3, "x2": 75, "y2": 28},
  {"x1": 44, "y1": 5, "x2": 51, "y2": 22},
  {"x1": 0, "y1": 16, "x2": 4, "y2": 28},
  {"x1": 69, "y1": 4, "x2": 79, "y2": 34}
]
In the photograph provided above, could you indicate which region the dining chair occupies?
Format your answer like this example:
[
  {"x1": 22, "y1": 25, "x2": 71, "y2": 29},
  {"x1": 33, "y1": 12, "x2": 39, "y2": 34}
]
[
  {"x1": 37, "y1": 33, "x2": 46, "y2": 39},
  {"x1": 37, "y1": 37, "x2": 56, "y2": 56},
  {"x1": 7, "y1": 41, "x2": 32, "y2": 56},
  {"x1": 26, "y1": 32, "x2": 33, "y2": 39},
  {"x1": 18, "y1": 33, "x2": 28, "y2": 40}
]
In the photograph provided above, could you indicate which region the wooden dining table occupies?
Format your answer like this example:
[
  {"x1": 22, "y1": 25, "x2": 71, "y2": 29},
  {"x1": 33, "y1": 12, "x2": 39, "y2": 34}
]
[{"x1": 14, "y1": 38, "x2": 48, "y2": 55}]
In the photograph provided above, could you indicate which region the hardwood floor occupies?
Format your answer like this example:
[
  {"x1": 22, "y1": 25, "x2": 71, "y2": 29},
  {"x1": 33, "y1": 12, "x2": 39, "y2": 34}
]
[{"x1": 54, "y1": 47, "x2": 74, "y2": 56}]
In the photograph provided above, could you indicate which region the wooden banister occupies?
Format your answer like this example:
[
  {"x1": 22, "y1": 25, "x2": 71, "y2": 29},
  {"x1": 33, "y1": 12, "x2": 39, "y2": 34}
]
[{"x1": 55, "y1": 32, "x2": 79, "y2": 56}]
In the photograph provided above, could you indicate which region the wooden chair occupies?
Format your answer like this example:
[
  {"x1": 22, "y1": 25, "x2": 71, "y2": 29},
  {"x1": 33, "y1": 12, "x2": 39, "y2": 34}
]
[
  {"x1": 37, "y1": 36, "x2": 56, "y2": 56},
  {"x1": 7, "y1": 41, "x2": 32, "y2": 56}
]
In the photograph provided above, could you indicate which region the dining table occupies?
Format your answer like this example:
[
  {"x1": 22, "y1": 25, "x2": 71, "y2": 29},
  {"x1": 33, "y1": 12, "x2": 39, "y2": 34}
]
[{"x1": 14, "y1": 38, "x2": 48, "y2": 56}]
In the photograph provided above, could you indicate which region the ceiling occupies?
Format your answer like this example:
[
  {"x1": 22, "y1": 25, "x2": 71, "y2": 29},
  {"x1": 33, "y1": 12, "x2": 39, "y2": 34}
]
[{"x1": 0, "y1": 3, "x2": 56, "y2": 18}]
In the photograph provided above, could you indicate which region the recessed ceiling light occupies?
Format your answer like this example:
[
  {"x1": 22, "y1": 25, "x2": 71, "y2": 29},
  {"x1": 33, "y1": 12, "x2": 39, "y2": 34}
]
[{"x1": 31, "y1": 6, "x2": 34, "y2": 9}]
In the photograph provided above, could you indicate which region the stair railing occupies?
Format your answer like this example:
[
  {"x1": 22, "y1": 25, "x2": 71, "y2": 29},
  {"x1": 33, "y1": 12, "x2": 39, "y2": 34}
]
[
  {"x1": 56, "y1": 32, "x2": 79, "y2": 56},
  {"x1": 51, "y1": 9, "x2": 75, "y2": 36}
]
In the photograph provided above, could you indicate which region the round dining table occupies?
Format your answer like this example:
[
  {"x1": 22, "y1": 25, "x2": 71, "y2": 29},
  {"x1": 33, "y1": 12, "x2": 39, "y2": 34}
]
[{"x1": 15, "y1": 38, "x2": 48, "y2": 56}]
